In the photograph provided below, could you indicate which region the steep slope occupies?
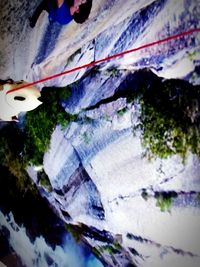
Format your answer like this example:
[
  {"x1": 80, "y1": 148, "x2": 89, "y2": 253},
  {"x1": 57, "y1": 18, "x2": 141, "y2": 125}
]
[{"x1": 1, "y1": 0, "x2": 200, "y2": 266}]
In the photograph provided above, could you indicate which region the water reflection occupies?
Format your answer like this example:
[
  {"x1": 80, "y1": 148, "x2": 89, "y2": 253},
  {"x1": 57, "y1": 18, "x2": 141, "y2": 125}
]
[{"x1": 0, "y1": 211, "x2": 103, "y2": 267}]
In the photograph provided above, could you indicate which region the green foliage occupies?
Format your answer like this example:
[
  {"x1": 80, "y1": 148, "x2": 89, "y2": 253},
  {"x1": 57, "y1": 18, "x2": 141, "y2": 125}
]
[
  {"x1": 113, "y1": 241, "x2": 122, "y2": 250},
  {"x1": 141, "y1": 190, "x2": 177, "y2": 212},
  {"x1": 57, "y1": 112, "x2": 78, "y2": 129},
  {"x1": 155, "y1": 195, "x2": 173, "y2": 212},
  {"x1": 105, "y1": 68, "x2": 120, "y2": 77},
  {"x1": 140, "y1": 103, "x2": 188, "y2": 160},
  {"x1": 0, "y1": 85, "x2": 75, "y2": 193},
  {"x1": 57, "y1": 86, "x2": 71, "y2": 100},
  {"x1": 187, "y1": 51, "x2": 197, "y2": 60},
  {"x1": 99, "y1": 245, "x2": 119, "y2": 255},
  {"x1": 0, "y1": 125, "x2": 37, "y2": 193},
  {"x1": 117, "y1": 107, "x2": 128, "y2": 116},
  {"x1": 131, "y1": 78, "x2": 200, "y2": 160},
  {"x1": 24, "y1": 107, "x2": 54, "y2": 165},
  {"x1": 97, "y1": 240, "x2": 122, "y2": 256},
  {"x1": 155, "y1": 192, "x2": 177, "y2": 212},
  {"x1": 24, "y1": 86, "x2": 76, "y2": 165},
  {"x1": 192, "y1": 72, "x2": 198, "y2": 79}
]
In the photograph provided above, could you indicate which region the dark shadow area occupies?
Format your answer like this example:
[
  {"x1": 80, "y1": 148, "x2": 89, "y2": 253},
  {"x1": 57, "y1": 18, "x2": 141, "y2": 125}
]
[{"x1": 0, "y1": 165, "x2": 66, "y2": 247}]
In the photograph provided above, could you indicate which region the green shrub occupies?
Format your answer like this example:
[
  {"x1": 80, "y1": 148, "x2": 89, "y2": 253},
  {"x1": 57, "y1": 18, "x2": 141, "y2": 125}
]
[
  {"x1": 99, "y1": 245, "x2": 119, "y2": 255},
  {"x1": 24, "y1": 86, "x2": 76, "y2": 165},
  {"x1": 0, "y1": 125, "x2": 36, "y2": 192},
  {"x1": 155, "y1": 195, "x2": 173, "y2": 212},
  {"x1": 0, "y1": 85, "x2": 75, "y2": 192},
  {"x1": 132, "y1": 78, "x2": 200, "y2": 160},
  {"x1": 105, "y1": 68, "x2": 120, "y2": 77},
  {"x1": 58, "y1": 86, "x2": 72, "y2": 100},
  {"x1": 155, "y1": 192, "x2": 177, "y2": 212},
  {"x1": 117, "y1": 107, "x2": 127, "y2": 116}
]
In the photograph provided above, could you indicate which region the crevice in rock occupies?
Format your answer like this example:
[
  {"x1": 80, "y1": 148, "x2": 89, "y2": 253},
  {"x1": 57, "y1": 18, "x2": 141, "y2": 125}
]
[
  {"x1": 126, "y1": 233, "x2": 199, "y2": 257},
  {"x1": 59, "y1": 162, "x2": 105, "y2": 220},
  {"x1": 85, "y1": 69, "x2": 159, "y2": 111},
  {"x1": 60, "y1": 209, "x2": 72, "y2": 221},
  {"x1": 73, "y1": 223, "x2": 114, "y2": 243}
]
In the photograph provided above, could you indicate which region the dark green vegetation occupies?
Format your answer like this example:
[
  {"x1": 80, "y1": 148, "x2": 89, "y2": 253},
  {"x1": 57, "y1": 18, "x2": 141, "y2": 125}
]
[
  {"x1": 24, "y1": 86, "x2": 77, "y2": 165},
  {"x1": 131, "y1": 76, "x2": 200, "y2": 160},
  {"x1": 0, "y1": 86, "x2": 76, "y2": 192},
  {"x1": 155, "y1": 192, "x2": 177, "y2": 212},
  {"x1": 0, "y1": 124, "x2": 33, "y2": 192},
  {"x1": 117, "y1": 107, "x2": 128, "y2": 116},
  {"x1": 0, "y1": 165, "x2": 69, "y2": 248},
  {"x1": 98, "y1": 242, "x2": 122, "y2": 255},
  {"x1": 141, "y1": 190, "x2": 178, "y2": 212}
]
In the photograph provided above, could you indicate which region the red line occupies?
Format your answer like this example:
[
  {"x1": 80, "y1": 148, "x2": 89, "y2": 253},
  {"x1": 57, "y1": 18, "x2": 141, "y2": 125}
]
[{"x1": 7, "y1": 28, "x2": 200, "y2": 94}]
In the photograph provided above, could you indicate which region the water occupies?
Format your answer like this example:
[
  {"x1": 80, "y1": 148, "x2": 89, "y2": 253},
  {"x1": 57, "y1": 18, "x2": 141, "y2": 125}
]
[
  {"x1": 0, "y1": 165, "x2": 103, "y2": 267},
  {"x1": 0, "y1": 210, "x2": 103, "y2": 267}
]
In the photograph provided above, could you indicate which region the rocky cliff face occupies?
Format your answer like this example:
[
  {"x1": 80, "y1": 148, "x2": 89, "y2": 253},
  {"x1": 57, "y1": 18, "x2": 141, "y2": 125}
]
[
  {"x1": 26, "y1": 0, "x2": 200, "y2": 265},
  {"x1": 1, "y1": 0, "x2": 200, "y2": 266},
  {"x1": 31, "y1": 73, "x2": 200, "y2": 266}
]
